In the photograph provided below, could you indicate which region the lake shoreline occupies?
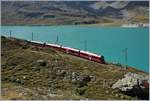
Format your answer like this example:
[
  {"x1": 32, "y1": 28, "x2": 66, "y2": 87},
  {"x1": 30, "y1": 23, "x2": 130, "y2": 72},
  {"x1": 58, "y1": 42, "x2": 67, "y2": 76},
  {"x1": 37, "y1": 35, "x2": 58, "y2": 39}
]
[
  {"x1": 2, "y1": 22, "x2": 149, "y2": 28},
  {"x1": 1, "y1": 22, "x2": 122, "y2": 27}
]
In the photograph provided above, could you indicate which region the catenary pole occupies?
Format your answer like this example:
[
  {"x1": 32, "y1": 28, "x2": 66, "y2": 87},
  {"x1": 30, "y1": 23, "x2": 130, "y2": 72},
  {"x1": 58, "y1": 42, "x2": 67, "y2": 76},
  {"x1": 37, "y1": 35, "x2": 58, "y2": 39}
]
[
  {"x1": 125, "y1": 48, "x2": 128, "y2": 69},
  {"x1": 32, "y1": 32, "x2": 33, "y2": 41},
  {"x1": 84, "y1": 40, "x2": 87, "y2": 51},
  {"x1": 9, "y1": 30, "x2": 12, "y2": 37}
]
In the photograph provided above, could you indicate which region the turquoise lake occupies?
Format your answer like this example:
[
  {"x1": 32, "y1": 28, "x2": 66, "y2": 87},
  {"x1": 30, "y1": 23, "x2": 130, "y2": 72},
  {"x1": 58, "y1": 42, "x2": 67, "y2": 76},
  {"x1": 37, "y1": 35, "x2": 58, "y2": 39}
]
[{"x1": 1, "y1": 26, "x2": 149, "y2": 72}]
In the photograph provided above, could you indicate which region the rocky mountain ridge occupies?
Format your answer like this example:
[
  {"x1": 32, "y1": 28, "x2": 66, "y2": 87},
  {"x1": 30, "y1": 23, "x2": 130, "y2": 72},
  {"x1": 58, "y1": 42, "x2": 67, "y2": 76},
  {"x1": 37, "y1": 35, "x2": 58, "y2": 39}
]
[{"x1": 1, "y1": 1, "x2": 149, "y2": 25}]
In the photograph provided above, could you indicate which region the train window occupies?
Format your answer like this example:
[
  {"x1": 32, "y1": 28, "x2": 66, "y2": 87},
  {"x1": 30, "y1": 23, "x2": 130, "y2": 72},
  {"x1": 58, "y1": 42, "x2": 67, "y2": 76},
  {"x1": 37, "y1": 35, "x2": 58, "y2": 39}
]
[
  {"x1": 89, "y1": 56, "x2": 92, "y2": 60},
  {"x1": 66, "y1": 49, "x2": 69, "y2": 53},
  {"x1": 70, "y1": 50, "x2": 78, "y2": 53},
  {"x1": 80, "y1": 52, "x2": 88, "y2": 56}
]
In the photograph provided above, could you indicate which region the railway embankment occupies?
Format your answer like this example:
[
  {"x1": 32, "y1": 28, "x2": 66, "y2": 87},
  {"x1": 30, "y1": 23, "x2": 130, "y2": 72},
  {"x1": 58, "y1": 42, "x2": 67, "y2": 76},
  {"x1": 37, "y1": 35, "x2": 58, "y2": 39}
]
[{"x1": 1, "y1": 36, "x2": 149, "y2": 100}]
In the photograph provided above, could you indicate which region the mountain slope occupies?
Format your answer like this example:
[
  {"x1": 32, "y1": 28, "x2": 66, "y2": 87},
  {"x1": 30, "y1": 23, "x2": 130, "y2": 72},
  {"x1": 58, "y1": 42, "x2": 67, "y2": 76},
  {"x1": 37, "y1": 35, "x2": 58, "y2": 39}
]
[
  {"x1": 1, "y1": 1, "x2": 149, "y2": 25},
  {"x1": 1, "y1": 36, "x2": 148, "y2": 100}
]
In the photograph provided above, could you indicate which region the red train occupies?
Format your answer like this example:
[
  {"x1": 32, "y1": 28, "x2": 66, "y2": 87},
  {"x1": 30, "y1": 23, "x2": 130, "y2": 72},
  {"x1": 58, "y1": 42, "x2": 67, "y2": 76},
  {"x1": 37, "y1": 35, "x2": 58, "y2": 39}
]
[{"x1": 28, "y1": 40, "x2": 105, "y2": 64}]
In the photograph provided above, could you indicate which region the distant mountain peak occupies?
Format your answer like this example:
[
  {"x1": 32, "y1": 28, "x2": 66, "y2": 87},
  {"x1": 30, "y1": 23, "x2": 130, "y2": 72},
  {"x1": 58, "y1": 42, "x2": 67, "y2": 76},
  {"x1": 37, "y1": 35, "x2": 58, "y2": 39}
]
[
  {"x1": 90, "y1": 1, "x2": 129, "y2": 10},
  {"x1": 1, "y1": 1, "x2": 149, "y2": 25}
]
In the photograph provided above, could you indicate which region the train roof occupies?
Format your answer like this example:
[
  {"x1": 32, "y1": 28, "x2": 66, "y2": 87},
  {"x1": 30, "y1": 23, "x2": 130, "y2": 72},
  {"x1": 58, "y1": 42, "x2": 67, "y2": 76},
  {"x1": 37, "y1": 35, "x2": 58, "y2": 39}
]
[
  {"x1": 80, "y1": 50, "x2": 101, "y2": 57},
  {"x1": 63, "y1": 46, "x2": 79, "y2": 52},
  {"x1": 30, "y1": 40, "x2": 44, "y2": 44},
  {"x1": 63, "y1": 46, "x2": 101, "y2": 57},
  {"x1": 30, "y1": 40, "x2": 60, "y2": 47},
  {"x1": 47, "y1": 43, "x2": 60, "y2": 47},
  {"x1": 29, "y1": 40, "x2": 101, "y2": 58}
]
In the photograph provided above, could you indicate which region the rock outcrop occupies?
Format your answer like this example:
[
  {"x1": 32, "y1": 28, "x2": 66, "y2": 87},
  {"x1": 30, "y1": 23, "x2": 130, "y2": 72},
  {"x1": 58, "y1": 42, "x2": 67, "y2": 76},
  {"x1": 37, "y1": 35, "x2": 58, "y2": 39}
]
[
  {"x1": 112, "y1": 72, "x2": 149, "y2": 99},
  {"x1": 71, "y1": 72, "x2": 91, "y2": 87},
  {"x1": 36, "y1": 59, "x2": 47, "y2": 66}
]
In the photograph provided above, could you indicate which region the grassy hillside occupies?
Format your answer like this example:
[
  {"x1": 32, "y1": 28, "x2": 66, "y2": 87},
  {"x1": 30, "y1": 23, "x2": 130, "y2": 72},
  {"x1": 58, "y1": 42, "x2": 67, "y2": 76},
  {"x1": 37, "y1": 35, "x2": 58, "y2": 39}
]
[{"x1": 1, "y1": 36, "x2": 148, "y2": 100}]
